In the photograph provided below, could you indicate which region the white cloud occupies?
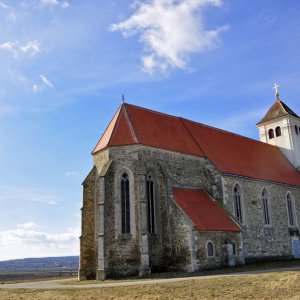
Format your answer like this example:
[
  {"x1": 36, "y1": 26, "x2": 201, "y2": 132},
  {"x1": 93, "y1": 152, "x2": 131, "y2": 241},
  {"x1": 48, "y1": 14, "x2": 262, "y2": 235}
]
[
  {"x1": 40, "y1": 74, "x2": 53, "y2": 87},
  {"x1": 33, "y1": 84, "x2": 43, "y2": 92},
  {"x1": 0, "y1": 2, "x2": 9, "y2": 9},
  {"x1": 110, "y1": 0, "x2": 227, "y2": 73},
  {"x1": 20, "y1": 40, "x2": 41, "y2": 56},
  {"x1": 0, "y1": 40, "x2": 41, "y2": 57},
  {"x1": 0, "y1": 186, "x2": 58, "y2": 205},
  {"x1": 6, "y1": 11, "x2": 17, "y2": 22},
  {"x1": 40, "y1": 0, "x2": 70, "y2": 9},
  {"x1": 33, "y1": 74, "x2": 54, "y2": 92},
  {"x1": 64, "y1": 171, "x2": 78, "y2": 178},
  {"x1": 0, "y1": 224, "x2": 79, "y2": 260},
  {"x1": 0, "y1": 41, "x2": 15, "y2": 51},
  {"x1": 17, "y1": 222, "x2": 39, "y2": 230}
]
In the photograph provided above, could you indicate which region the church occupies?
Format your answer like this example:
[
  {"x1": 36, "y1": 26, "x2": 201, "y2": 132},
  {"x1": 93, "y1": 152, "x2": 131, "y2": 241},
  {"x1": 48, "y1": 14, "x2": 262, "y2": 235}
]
[{"x1": 79, "y1": 88, "x2": 300, "y2": 280}]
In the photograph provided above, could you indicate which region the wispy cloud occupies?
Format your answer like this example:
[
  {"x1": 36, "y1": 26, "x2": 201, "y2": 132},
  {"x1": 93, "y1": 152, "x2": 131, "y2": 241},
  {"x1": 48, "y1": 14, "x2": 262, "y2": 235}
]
[
  {"x1": 0, "y1": 40, "x2": 41, "y2": 57},
  {"x1": 0, "y1": 186, "x2": 58, "y2": 205},
  {"x1": 40, "y1": 74, "x2": 53, "y2": 87},
  {"x1": 0, "y1": 223, "x2": 79, "y2": 260},
  {"x1": 0, "y1": 2, "x2": 9, "y2": 9},
  {"x1": 20, "y1": 40, "x2": 41, "y2": 55},
  {"x1": 64, "y1": 171, "x2": 78, "y2": 178},
  {"x1": 33, "y1": 74, "x2": 54, "y2": 92},
  {"x1": 40, "y1": 0, "x2": 70, "y2": 9},
  {"x1": 0, "y1": 41, "x2": 15, "y2": 50},
  {"x1": 110, "y1": 0, "x2": 227, "y2": 73}
]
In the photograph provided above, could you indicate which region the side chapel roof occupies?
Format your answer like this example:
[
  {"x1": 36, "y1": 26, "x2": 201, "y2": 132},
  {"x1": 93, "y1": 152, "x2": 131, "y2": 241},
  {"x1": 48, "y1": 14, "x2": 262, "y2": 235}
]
[
  {"x1": 257, "y1": 99, "x2": 300, "y2": 125},
  {"x1": 172, "y1": 188, "x2": 240, "y2": 232},
  {"x1": 92, "y1": 103, "x2": 300, "y2": 186}
]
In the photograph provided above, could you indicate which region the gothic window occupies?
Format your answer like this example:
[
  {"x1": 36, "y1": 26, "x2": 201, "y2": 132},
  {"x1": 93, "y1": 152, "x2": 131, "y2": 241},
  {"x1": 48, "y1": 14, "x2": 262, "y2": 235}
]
[
  {"x1": 268, "y1": 129, "x2": 274, "y2": 139},
  {"x1": 287, "y1": 193, "x2": 295, "y2": 227},
  {"x1": 262, "y1": 189, "x2": 271, "y2": 225},
  {"x1": 146, "y1": 174, "x2": 155, "y2": 234},
  {"x1": 295, "y1": 125, "x2": 298, "y2": 135},
  {"x1": 233, "y1": 184, "x2": 243, "y2": 223},
  {"x1": 121, "y1": 173, "x2": 130, "y2": 234},
  {"x1": 207, "y1": 241, "x2": 214, "y2": 257},
  {"x1": 275, "y1": 126, "x2": 281, "y2": 137}
]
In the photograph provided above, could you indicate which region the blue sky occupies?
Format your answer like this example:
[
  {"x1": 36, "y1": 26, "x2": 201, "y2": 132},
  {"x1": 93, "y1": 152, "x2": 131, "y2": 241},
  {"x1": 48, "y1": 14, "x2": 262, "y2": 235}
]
[{"x1": 0, "y1": 0, "x2": 300, "y2": 260}]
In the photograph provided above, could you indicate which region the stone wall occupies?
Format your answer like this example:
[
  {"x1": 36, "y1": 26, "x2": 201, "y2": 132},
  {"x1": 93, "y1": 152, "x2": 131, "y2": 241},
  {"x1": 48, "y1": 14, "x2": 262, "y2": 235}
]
[
  {"x1": 79, "y1": 167, "x2": 96, "y2": 280},
  {"x1": 80, "y1": 143, "x2": 300, "y2": 279},
  {"x1": 222, "y1": 175, "x2": 300, "y2": 260}
]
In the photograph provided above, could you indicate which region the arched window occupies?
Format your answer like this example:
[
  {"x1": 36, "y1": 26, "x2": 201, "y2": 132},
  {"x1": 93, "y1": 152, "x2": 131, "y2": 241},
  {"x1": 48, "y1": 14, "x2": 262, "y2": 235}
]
[
  {"x1": 262, "y1": 189, "x2": 271, "y2": 225},
  {"x1": 268, "y1": 129, "x2": 274, "y2": 139},
  {"x1": 295, "y1": 125, "x2": 298, "y2": 135},
  {"x1": 207, "y1": 242, "x2": 214, "y2": 257},
  {"x1": 287, "y1": 193, "x2": 295, "y2": 227},
  {"x1": 233, "y1": 184, "x2": 243, "y2": 223},
  {"x1": 146, "y1": 174, "x2": 155, "y2": 234},
  {"x1": 275, "y1": 126, "x2": 281, "y2": 137},
  {"x1": 121, "y1": 173, "x2": 130, "y2": 234}
]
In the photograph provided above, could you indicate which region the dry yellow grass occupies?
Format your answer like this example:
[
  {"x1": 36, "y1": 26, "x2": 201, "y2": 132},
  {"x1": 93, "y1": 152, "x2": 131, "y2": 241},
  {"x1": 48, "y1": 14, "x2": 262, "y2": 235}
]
[{"x1": 1, "y1": 271, "x2": 300, "y2": 299}]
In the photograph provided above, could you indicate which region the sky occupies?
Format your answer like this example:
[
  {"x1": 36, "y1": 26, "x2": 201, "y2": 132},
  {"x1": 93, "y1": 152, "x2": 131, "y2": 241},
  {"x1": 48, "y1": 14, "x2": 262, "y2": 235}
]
[{"x1": 0, "y1": 0, "x2": 300, "y2": 261}]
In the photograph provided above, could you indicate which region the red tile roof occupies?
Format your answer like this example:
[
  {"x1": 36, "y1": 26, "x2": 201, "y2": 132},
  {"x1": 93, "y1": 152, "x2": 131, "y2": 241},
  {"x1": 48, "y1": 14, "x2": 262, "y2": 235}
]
[
  {"x1": 182, "y1": 119, "x2": 300, "y2": 186},
  {"x1": 173, "y1": 188, "x2": 240, "y2": 232},
  {"x1": 92, "y1": 103, "x2": 300, "y2": 186}
]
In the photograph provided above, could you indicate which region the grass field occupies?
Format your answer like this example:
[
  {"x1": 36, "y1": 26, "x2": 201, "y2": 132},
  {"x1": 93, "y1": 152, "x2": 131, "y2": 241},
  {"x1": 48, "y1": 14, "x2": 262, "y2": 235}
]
[{"x1": 1, "y1": 270, "x2": 300, "y2": 299}]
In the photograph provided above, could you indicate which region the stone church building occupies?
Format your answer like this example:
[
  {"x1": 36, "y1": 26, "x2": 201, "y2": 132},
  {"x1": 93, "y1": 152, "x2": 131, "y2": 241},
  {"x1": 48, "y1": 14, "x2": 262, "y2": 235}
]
[{"x1": 79, "y1": 92, "x2": 300, "y2": 280}]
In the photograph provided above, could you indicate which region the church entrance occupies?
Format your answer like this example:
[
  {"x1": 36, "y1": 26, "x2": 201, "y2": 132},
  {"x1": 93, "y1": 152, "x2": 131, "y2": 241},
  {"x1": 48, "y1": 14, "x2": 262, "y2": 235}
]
[
  {"x1": 292, "y1": 238, "x2": 300, "y2": 259},
  {"x1": 224, "y1": 240, "x2": 236, "y2": 266}
]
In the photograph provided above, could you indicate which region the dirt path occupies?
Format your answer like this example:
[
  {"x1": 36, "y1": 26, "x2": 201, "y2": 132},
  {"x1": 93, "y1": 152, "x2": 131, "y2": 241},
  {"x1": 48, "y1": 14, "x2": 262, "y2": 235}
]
[{"x1": 1, "y1": 266, "x2": 300, "y2": 290}]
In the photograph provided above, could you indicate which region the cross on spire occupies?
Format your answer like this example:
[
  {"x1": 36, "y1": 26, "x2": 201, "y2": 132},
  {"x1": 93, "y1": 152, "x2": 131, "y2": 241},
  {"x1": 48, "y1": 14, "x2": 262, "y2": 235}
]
[
  {"x1": 122, "y1": 94, "x2": 125, "y2": 103},
  {"x1": 273, "y1": 83, "x2": 280, "y2": 99}
]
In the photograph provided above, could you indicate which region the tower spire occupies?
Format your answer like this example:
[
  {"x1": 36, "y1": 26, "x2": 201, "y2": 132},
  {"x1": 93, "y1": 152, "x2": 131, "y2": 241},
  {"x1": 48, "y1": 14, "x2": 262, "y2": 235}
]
[{"x1": 273, "y1": 83, "x2": 280, "y2": 99}]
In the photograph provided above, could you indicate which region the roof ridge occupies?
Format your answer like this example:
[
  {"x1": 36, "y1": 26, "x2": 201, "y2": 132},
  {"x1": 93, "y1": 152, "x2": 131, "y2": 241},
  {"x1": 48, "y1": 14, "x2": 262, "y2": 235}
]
[
  {"x1": 124, "y1": 102, "x2": 182, "y2": 120},
  {"x1": 181, "y1": 116, "x2": 274, "y2": 148},
  {"x1": 123, "y1": 103, "x2": 139, "y2": 143},
  {"x1": 180, "y1": 117, "x2": 206, "y2": 156},
  {"x1": 277, "y1": 99, "x2": 289, "y2": 115},
  {"x1": 126, "y1": 102, "x2": 282, "y2": 150}
]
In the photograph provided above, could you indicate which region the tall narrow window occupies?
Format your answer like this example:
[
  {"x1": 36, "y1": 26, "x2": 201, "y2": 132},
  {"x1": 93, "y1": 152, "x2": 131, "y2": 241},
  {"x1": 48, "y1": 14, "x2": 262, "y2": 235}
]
[
  {"x1": 287, "y1": 193, "x2": 295, "y2": 227},
  {"x1": 268, "y1": 129, "x2": 274, "y2": 139},
  {"x1": 262, "y1": 189, "x2": 270, "y2": 225},
  {"x1": 233, "y1": 185, "x2": 243, "y2": 223},
  {"x1": 295, "y1": 125, "x2": 298, "y2": 135},
  {"x1": 275, "y1": 126, "x2": 281, "y2": 137},
  {"x1": 147, "y1": 174, "x2": 155, "y2": 234},
  {"x1": 207, "y1": 242, "x2": 214, "y2": 257},
  {"x1": 121, "y1": 173, "x2": 130, "y2": 234}
]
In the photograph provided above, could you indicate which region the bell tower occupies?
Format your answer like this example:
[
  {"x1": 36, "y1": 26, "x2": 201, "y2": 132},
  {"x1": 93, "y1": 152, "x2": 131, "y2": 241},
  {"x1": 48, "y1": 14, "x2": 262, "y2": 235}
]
[{"x1": 257, "y1": 84, "x2": 300, "y2": 170}]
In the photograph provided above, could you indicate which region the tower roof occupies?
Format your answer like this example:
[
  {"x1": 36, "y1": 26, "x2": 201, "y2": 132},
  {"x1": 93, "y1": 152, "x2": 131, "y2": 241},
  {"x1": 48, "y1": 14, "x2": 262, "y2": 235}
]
[
  {"x1": 93, "y1": 102, "x2": 300, "y2": 186},
  {"x1": 257, "y1": 99, "x2": 300, "y2": 125}
]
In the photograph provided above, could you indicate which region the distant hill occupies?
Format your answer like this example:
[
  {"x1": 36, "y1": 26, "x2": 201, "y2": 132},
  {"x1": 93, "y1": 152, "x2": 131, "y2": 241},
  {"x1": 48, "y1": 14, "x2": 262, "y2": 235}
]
[{"x1": 0, "y1": 256, "x2": 79, "y2": 271}]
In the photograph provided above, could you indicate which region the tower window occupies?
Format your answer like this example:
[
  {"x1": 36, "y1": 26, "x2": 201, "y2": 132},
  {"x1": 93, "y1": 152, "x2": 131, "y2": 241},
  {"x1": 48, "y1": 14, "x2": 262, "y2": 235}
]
[
  {"x1": 146, "y1": 174, "x2": 155, "y2": 234},
  {"x1": 295, "y1": 125, "x2": 298, "y2": 135},
  {"x1": 121, "y1": 173, "x2": 130, "y2": 234},
  {"x1": 268, "y1": 129, "x2": 274, "y2": 139},
  {"x1": 275, "y1": 126, "x2": 281, "y2": 137}
]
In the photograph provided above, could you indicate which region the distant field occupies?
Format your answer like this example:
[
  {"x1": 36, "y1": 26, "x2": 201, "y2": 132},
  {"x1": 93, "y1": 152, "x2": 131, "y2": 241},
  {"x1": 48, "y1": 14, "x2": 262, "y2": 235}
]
[
  {"x1": 0, "y1": 270, "x2": 300, "y2": 299},
  {"x1": 0, "y1": 269, "x2": 78, "y2": 283}
]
